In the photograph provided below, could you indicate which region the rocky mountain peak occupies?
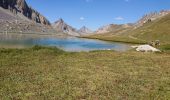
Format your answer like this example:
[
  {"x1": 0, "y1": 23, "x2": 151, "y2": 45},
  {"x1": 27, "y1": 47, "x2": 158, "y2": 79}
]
[
  {"x1": 55, "y1": 18, "x2": 64, "y2": 23},
  {"x1": 79, "y1": 26, "x2": 93, "y2": 34},
  {"x1": 52, "y1": 18, "x2": 80, "y2": 36}
]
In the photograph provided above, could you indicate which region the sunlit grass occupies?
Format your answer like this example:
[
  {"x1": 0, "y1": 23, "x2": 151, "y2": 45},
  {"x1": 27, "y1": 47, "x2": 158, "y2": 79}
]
[{"x1": 0, "y1": 46, "x2": 170, "y2": 99}]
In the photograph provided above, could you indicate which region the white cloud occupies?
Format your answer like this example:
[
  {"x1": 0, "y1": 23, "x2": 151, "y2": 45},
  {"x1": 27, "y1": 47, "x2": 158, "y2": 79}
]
[
  {"x1": 114, "y1": 17, "x2": 124, "y2": 20},
  {"x1": 85, "y1": 0, "x2": 93, "y2": 3},
  {"x1": 80, "y1": 17, "x2": 85, "y2": 21}
]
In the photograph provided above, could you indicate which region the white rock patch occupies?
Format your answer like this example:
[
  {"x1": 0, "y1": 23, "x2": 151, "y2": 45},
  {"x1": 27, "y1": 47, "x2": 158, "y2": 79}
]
[{"x1": 131, "y1": 45, "x2": 161, "y2": 52}]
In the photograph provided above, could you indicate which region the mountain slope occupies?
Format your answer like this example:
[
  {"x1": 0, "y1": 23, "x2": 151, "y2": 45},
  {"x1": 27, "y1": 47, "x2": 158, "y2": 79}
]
[
  {"x1": 0, "y1": 0, "x2": 50, "y2": 25},
  {"x1": 95, "y1": 24, "x2": 133, "y2": 35},
  {"x1": 0, "y1": 7, "x2": 56, "y2": 34},
  {"x1": 128, "y1": 13, "x2": 170, "y2": 44},
  {"x1": 0, "y1": 0, "x2": 58, "y2": 34},
  {"x1": 86, "y1": 11, "x2": 170, "y2": 44},
  {"x1": 135, "y1": 10, "x2": 170, "y2": 27}
]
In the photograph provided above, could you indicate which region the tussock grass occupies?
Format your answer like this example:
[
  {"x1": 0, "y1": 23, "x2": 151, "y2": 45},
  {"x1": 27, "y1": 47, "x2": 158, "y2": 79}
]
[{"x1": 0, "y1": 46, "x2": 170, "y2": 99}]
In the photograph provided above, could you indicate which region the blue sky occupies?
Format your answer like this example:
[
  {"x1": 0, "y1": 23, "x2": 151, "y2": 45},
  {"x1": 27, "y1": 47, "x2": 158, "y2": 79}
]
[{"x1": 26, "y1": 0, "x2": 170, "y2": 30}]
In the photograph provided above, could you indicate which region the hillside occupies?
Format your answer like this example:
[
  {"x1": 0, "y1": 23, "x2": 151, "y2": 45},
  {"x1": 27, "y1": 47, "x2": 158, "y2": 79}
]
[
  {"x1": 86, "y1": 12, "x2": 170, "y2": 45},
  {"x1": 0, "y1": 0, "x2": 50, "y2": 25},
  {"x1": 95, "y1": 24, "x2": 133, "y2": 34},
  {"x1": 0, "y1": 0, "x2": 58, "y2": 34},
  {"x1": 0, "y1": 8, "x2": 56, "y2": 34},
  {"x1": 128, "y1": 13, "x2": 170, "y2": 44}
]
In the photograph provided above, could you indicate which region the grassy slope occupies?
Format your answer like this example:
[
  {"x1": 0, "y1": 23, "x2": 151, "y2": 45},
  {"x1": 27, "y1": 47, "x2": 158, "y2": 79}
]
[
  {"x1": 85, "y1": 14, "x2": 170, "y2": 45},
  {"x1": 83, "y1": 26, "x2": 147, "y2": 44},
  {"x1": 0, "y1": 46, "x2": 170, "y2": 99},
  {"x1": 130, "y1": 14, "x2": 170, "y2": 44}
]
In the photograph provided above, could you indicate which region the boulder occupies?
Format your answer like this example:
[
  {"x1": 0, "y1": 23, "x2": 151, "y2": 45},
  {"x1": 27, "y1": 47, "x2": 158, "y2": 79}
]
[{"x1": 132, "y1": 45, "x2": 161, "y2": 52}]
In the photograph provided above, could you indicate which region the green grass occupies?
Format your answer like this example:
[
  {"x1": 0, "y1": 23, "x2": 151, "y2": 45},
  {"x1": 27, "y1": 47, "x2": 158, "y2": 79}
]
[
  {"x1": 159, "y1": 44, "x2": 170, "y2": 51},
  {"x1": 0, "y1": 46, "x2": 170, "y2": 99}
]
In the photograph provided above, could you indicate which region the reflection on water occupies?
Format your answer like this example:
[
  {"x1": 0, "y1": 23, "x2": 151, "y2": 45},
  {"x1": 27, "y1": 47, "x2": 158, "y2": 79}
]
[{"x1": 0, "y1": 34, "x2": 131, "y2": 52}]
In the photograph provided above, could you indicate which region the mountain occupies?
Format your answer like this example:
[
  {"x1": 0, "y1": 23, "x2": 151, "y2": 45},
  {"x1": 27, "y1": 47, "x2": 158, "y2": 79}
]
[
  {"x1": 95, "y1": 25, "x2": 111, "y2": 34},
  {"x1": 78, "y1": 26, "x2": 93, "y2": 35},
  {"x1": 126, "y1": 13, "x2": 170, "y2": 44},
  {"x1": 86, "y1": 10, "x2": 170, "y2": 44},
  {"x1": 95, "y1": 24, "x2": 133, "y2": 34},
  {"x1": 52, "y1": 19, "x2": 79, "y2": 36},
  {"x1": 0, "y1": 7, "x2": 56, "y2": 34},
  {"x1": 0, "y1": 0, "x2": 50, "y2": 25},
  {"x1": 0, "y1": 0, "x2": 58, "y2": 34},
  {"x1": 94, "y1": 10, "x2": 170, "y2": 35}
]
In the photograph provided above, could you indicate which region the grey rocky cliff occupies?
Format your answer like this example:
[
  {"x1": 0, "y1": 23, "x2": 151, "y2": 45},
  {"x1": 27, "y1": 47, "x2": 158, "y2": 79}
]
[{"x1": 0, "y1": 0, "x2": 50, "y2": 25}]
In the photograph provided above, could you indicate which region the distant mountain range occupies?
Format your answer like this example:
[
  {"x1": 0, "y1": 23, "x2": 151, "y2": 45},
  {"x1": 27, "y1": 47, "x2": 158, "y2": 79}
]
[
  {"x1": 94, "y1": 10, "x2": 170, "y2": 35},
  {"x1": 95, "y1": 24, "x2": 133, "y2": 34},
  {"x1": 0, "y1": 0, "x2": 170, "y2": 37},
  {"x1": 86, "y1": 10, "x2": 170, "y2": 45},
  {"x1": 0, "y1": 0, "x2": 93, "y2": 36},
  {"x1": 52, "y1": 18, "x2": 94, "y2": 36}
]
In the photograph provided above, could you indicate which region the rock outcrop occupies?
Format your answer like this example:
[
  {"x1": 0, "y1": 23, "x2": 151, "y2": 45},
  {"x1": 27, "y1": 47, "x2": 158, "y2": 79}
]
[
  {"x1": 0, "y1": 0, "x2": 50, "y2": 25},
  {"x1": 0, "y1": 7, "x2": 56, "y2": 34}
]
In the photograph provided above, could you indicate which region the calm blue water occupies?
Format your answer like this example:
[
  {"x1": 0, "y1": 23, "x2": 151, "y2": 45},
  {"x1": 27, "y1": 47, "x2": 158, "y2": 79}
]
[{"x1": 0, "y1": 34, "x2": 130, "y2": 52}]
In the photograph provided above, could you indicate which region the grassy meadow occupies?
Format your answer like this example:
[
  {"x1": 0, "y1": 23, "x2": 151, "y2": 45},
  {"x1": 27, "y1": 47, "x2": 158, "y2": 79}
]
[{"x1": 0, "y1": 46, "x2": 170, "y2": 99}]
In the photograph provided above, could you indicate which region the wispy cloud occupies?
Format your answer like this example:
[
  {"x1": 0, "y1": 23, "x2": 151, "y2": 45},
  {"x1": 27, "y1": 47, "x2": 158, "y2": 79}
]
[
  {"x1": 114, "y1": 16, "x2": 124, "y2": 20},
  {"x1": 125, "y1": 0, "x2": 130, "y2": 2},
  {"x1": 80, "y1": 17, "x2": 85, "y2": 21}
]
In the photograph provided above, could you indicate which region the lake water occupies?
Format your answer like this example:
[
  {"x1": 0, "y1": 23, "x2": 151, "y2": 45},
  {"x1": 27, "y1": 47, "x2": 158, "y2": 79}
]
[{"x1": 0, "y1": 34, "x2": 131, "y2": 52}]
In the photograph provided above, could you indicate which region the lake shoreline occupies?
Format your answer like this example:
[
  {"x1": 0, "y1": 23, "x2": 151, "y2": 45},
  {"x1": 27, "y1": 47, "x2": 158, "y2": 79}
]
[
  {"x1": 80, "y1": 36, "x2": 147, "y2": 45},
  {"x1": 0, "y1": 33, "x2": 131, "y2": 52}
]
